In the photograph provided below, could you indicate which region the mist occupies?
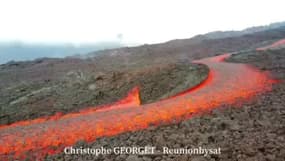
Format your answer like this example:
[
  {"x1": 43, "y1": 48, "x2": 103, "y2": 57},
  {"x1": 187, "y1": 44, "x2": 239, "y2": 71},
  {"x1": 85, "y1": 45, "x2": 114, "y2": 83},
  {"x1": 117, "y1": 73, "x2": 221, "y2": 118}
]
[{"x1": 0, "y1": 41, "x2": 123, "y2": 64}]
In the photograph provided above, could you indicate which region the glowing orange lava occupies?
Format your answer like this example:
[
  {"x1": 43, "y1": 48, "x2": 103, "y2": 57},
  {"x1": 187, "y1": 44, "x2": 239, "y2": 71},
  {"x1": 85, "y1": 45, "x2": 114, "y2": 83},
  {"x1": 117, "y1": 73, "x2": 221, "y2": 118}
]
[
  {"x1": 256, "y1": 38, "x2": 285, "y2": 51},
  {"x1": 0, "y1": 53, "x2": 277, "y2": 160}
]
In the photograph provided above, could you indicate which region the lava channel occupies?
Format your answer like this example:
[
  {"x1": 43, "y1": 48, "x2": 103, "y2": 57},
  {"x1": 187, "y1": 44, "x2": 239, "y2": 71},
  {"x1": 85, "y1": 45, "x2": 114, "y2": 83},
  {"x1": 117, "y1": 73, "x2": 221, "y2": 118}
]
[
  {"x1": 0, "y1": 53, "x2": 277, "y2": 160},
  {"x1": 256, "y1": 38, "x2": 285, "y2": 51}
]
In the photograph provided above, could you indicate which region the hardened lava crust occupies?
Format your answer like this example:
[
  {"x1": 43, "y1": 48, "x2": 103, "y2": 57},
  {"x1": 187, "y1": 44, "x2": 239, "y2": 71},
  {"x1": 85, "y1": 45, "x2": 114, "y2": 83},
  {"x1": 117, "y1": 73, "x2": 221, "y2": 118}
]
[
  {"x1": 1, "y1": 37, "x2": 285, "y2": 161},
  {"x1": 47, "y1": 48, "x2": 285, "y2": 161}
]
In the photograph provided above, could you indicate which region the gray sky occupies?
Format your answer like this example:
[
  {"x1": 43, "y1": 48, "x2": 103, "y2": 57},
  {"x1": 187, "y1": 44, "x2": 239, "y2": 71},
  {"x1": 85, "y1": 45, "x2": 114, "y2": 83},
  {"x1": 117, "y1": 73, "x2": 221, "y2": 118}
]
[{"x1": 0, "y1": 0, "x2": 285, "y2": 44}]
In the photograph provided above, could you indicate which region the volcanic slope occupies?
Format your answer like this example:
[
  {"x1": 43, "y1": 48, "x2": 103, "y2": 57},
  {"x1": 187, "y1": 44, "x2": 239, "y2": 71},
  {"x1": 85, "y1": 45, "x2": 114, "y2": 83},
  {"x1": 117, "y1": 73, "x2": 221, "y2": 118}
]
[
  {"x1": 47, "y1": 41, "x2": 285, "y2": 161},
  {"x1": 0, "y1": 50, "x2": 275, "y2": 160}
]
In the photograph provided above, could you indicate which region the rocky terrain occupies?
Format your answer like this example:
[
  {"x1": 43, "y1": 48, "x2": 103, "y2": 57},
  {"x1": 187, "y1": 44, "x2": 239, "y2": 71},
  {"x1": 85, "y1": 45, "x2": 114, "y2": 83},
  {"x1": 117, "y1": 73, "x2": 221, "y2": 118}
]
[
  {"x1": 5, "y1": 25, "x2": 285, "y2": 126},
  {"x1": 0, "y1": 24, "x2": 285, "y2": 161},
  {"x1": 46, "y1": 48, "x2": 285, "y2": 161},
  {"x1": 0, "y1": 58, "x2": 208, "y2": 125},
  {"x1": 85, "y1": 25, "x2": 285, "y2": 66}
]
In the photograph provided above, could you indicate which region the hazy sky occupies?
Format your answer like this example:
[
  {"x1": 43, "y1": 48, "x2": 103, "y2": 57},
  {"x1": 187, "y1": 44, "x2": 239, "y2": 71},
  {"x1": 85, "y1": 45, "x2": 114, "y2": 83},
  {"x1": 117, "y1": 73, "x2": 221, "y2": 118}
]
[{"x1": 0, "y1": 0, "x2": 285, "y2": 44}]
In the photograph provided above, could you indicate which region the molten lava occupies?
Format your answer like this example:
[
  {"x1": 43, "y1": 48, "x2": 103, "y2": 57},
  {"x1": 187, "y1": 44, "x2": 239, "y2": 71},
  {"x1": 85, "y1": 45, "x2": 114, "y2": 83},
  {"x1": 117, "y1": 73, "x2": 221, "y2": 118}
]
[
  {"x1": 256, "y1": 38, "x2": 285, "y2": 51},
  {"x1": 0, "y1": 53, "x2": 276, "y2": 160}
]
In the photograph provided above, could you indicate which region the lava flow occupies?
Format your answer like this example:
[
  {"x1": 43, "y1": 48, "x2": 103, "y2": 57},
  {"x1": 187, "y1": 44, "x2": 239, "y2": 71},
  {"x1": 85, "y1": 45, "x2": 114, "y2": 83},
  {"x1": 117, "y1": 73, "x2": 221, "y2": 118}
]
[
  {"x1": 256, "y1": 38, "x2": 285, "y2": 51},
  {"x1": 0, "y1": 53, "x2": 276, "y2": 160}
]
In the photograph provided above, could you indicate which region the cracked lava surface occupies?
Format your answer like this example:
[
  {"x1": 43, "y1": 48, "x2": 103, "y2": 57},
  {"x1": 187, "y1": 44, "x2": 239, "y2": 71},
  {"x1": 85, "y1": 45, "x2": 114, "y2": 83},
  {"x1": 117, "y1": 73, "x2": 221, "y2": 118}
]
[{"x1": 0, "y1": 53, "x2": 276, "y2": 160}]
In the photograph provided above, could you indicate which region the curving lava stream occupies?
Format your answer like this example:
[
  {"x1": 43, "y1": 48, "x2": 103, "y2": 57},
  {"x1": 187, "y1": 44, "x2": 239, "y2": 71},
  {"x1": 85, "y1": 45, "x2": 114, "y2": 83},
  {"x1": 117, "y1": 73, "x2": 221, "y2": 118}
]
[{"x1": 0, "y1": 53, "x2": 277, "y2": 160}]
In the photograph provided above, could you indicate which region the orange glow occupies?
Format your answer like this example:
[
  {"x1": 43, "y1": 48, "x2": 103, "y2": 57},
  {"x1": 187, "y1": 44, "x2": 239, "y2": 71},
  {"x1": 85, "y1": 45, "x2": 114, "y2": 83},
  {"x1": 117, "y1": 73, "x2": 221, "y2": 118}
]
[
  {"x1": 0, "y1": 52, "x2": 277, "y2": 160},
  {"x1": 256, "y1": 38, "x2": 285, "y2": 51},
  {"x1": 0, "y1": 86, "x2": 141, "y2": 130}
]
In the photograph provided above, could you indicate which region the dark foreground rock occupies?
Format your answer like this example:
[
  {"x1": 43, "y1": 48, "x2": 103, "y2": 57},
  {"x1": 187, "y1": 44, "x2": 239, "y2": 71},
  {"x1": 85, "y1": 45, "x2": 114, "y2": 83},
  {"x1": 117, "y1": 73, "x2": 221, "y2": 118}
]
[
  {"x1": 46, "y1": 49, "x2": 285, "y2": 161},
  {"x1": 0, "y1": 60, "x2": 208, "y2": 126}
]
